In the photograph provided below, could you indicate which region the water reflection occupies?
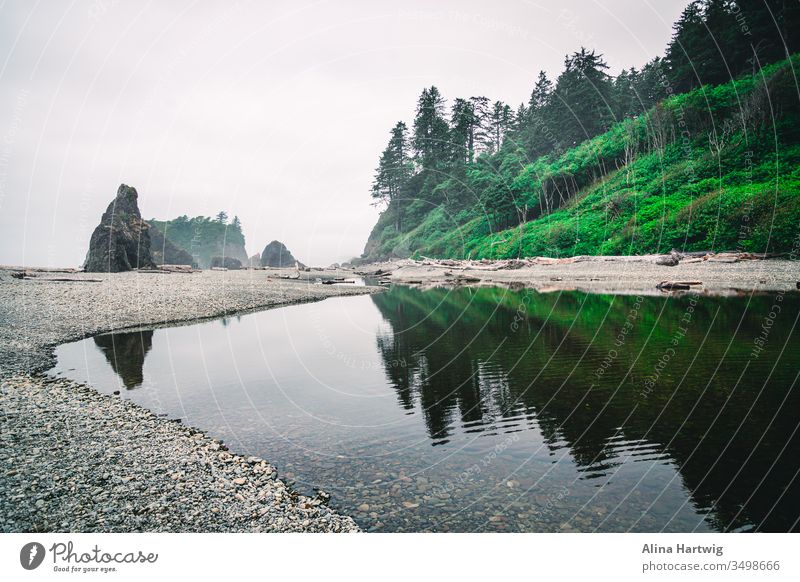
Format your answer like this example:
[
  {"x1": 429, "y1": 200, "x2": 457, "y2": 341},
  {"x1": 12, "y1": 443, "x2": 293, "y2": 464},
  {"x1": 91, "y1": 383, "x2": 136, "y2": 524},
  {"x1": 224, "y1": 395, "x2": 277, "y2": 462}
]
[
  {"x1": 371, "y1": 286, "x2": 800, "y2": 531},
  {"x1": 53, "y1": 286, "x2": 800, "y2": 532},
  {"x1": 93, "y1": 330, "x2": 153, "y2": 389}
]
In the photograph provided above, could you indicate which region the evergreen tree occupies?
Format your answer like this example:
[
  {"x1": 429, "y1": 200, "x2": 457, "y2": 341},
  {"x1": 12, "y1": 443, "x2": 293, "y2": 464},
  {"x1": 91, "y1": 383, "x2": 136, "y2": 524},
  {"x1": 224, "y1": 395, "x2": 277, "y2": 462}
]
[
  {"x1": 487, "y1": 101, "x2": 513, "y2": 153},
  {"x1": 549, "y1": 48, "x2": 614, "y2": 148},
  {"x1": 666, "y1": 0, "x2": 800, "y2": 88},
  {"x1": 372, "y1": 121, "x2": 412, "y2": 230},
  {"x1": 700, "y1": 0, "x2": 738, "y2": 85},
  {"x1": 215, "y1": 211, "x2": 228, "y2": 224},
  {"x1": 521, "y1": 71, "x2": 556, "y2": 158},
  {"x1": 412, "y1": 86, "x2": 450, "y2": 172},
  {"x1": 665, "y1": 1, "x2": 706, "y2": 92},
  {"x1": 736, "y1": 0, "x2": 800, "y2": 72},
  {"x1": 469, "y1": 96, "x2": 491, "y2": 154},
  {"x1": 528, "y1": 70, "x2": 553, "y2": 111},
  {"x1": 449, "y1": 98, "x2": 478, "y2": 165},
  {"x1": 636, "y1": 57, "x2": 668, "y2": 108},
  {"x1": 365, "y1": 1, "x2": 800, "y2": 260}
]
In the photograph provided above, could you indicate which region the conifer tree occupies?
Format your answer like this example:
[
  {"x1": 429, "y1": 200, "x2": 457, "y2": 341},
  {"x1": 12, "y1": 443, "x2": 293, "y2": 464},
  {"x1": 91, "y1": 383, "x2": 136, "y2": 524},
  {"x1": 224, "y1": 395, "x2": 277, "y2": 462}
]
[
  {"x1": 412, "y1": 87, "x2": 450, "y2": 172},
  {"x1": 371, "y1": 121, "x2": 412, "y2": 230}
]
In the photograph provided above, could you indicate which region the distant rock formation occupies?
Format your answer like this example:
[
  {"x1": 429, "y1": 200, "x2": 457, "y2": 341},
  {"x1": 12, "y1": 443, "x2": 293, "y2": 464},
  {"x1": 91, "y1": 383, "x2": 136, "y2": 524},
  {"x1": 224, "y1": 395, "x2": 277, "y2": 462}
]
[
  {"x1": 149, "y1": 223, "x2": 195, "y2": 267},
  {"x1": 147, "y1": 215, "x2": 249, "y2": 269},
  {"x1": 84, "y1": 184, "x2": 156, "y2": 272},
  {"x1": 210, "y1": 256, "x2": 242, "y2": 270},
  {"x1": 261, "y1": 240, "x2": 304, "y2": 268},
  {"x1": 248, "y1": 253, "x2": 261, "y2": 268}
]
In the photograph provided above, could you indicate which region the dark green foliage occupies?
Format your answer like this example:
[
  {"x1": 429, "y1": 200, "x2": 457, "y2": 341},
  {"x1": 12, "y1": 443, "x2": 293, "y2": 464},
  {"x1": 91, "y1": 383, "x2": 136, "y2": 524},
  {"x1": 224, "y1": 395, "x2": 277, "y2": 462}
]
[
  {"x1": 665, "y1": 0, "x2": 800, "y2": 91},
  {"x1": 149, "y1": 213, "x2": 247, "y2": 269},
  {"x1": 371, "y1": 285, "x2": 800, "y2": 531},
  {"x1": 362, "y1": 0, "x2": 800, "y2": 262},
  {"x1": 371, "y1": 122, "x2": 412, "y2": 231},
  {"x1": 547, "y1": 48, "x2": 615, "y2": 149},
  {"x1": 412, "y1": 86, "x2": 450, "y2": 172},
  {"x1": 363, "y1": 51, "x2": 800, "y2": 261}
]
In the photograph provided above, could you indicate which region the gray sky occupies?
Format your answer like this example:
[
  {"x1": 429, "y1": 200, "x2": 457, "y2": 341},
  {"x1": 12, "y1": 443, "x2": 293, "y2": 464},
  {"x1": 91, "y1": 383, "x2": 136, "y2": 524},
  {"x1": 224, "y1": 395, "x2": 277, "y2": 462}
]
[{"x1": 0, "y1": 0, "x2": 690, "y2": 267}]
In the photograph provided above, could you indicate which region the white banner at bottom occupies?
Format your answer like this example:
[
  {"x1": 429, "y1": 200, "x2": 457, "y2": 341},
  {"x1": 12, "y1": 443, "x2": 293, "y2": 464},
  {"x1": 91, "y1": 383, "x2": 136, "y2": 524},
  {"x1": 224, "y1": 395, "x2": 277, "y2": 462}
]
[{"x1": 0, "y1": 533, "x2": 796, "y2": 581}]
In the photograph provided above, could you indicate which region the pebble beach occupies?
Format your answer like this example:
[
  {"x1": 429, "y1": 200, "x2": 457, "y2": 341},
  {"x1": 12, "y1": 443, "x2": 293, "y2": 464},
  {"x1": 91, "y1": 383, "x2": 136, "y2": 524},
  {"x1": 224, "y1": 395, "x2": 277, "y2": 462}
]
[{"x1": 0, "y1": 268, "x2": 378, "y2": 532}]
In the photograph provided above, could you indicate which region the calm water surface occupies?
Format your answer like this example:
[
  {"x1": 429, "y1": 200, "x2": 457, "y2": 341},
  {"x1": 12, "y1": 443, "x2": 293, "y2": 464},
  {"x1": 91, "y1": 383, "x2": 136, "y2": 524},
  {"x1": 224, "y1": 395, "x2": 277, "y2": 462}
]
[{"x1": 50, "y1": 286, "x2": 800, "y2": 532}]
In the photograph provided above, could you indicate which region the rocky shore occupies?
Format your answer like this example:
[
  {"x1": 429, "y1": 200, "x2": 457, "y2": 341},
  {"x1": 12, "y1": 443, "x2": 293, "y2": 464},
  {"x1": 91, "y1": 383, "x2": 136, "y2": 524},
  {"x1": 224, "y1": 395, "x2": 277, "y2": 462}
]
[
  {"x1": 357, "y1": 254, "x2": 800, "y2": 295},
  {"x1": 0, "y1": 268, "x2": 379, "y2": 532}
]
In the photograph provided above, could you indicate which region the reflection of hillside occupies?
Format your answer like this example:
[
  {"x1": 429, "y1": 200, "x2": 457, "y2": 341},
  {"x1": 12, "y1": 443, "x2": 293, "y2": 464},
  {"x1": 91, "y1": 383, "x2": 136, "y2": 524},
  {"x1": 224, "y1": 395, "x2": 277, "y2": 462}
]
[
  {"x1": 93, "y1": 330, "x2": 153, "y2": 389},
  {"x1": 371, "y1": 286, "x2": 800, "y2": 531}
]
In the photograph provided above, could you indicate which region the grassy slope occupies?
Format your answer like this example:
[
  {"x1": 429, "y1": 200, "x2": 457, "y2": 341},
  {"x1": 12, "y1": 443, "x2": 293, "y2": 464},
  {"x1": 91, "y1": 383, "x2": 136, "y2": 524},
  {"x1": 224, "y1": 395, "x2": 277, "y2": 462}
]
[{"x1": 365, "y1": 56, "x2": 800, "y2": 260}]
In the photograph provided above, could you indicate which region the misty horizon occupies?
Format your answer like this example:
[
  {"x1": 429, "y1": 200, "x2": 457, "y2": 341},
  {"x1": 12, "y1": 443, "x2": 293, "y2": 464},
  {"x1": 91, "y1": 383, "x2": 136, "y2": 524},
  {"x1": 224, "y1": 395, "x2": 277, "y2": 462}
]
[{"x1": 0, "y1": 0, "x2": 689, "y2": 267}]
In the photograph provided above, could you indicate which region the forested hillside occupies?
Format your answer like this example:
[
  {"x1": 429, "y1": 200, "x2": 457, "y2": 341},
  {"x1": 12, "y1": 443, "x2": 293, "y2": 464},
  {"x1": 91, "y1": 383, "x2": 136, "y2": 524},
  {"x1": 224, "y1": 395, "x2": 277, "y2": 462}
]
[
  {"x1": 148, "y1": 212, "x2": 248, "y2": 268},
  {"x1": 362, "y1": 0, "x2": 800, "y2": 261}
]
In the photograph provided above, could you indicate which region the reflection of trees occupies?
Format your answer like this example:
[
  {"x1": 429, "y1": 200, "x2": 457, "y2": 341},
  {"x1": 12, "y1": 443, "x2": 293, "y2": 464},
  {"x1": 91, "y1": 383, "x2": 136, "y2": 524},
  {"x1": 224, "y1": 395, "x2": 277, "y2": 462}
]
[
  {"x1": 93, "y1": 330, "x2": 154, "y2": 389},
  {"x1": 371, "y1": 286, "x2": 800, "y2": 531}
]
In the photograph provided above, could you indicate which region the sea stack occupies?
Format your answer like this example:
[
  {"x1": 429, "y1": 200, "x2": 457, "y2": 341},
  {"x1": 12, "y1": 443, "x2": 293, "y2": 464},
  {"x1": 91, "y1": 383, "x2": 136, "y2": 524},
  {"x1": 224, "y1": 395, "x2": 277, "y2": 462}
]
[
  {"x1": 261, "y1": 240, "x2": 303, "y2": 268},
  {"x1": 84, "y1": 184, "x2": 156, "y2": 272}
]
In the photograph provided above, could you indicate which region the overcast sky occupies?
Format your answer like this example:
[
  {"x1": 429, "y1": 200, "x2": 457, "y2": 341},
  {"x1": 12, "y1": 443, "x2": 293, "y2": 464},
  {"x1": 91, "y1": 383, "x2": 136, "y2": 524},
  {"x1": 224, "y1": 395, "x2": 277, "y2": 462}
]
[{"x1": 0, "y1": 0, "x2": 690, "y2": 268}]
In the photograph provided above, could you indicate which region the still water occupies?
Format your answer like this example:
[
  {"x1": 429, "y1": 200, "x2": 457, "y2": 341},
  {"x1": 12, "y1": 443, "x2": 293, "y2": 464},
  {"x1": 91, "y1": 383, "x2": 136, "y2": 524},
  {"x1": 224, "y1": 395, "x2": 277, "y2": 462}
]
[{"x1": 50, "y1": 286, "x2": 800, "y2": 532}]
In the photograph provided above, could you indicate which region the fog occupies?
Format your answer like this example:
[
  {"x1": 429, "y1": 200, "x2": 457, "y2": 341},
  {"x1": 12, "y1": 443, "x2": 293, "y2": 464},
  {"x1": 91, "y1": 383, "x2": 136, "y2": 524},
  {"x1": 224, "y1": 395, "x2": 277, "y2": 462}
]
[{"x1": 0, "y1": 0, "x2": 689, "y2": 267}]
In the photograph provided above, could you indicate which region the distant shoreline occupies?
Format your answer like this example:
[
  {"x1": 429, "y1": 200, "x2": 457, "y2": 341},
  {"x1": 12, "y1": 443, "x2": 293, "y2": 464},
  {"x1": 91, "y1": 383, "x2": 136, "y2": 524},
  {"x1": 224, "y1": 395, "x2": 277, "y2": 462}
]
[{"x1": 356, "y1": 255, "x2": 800, "y2": 296}]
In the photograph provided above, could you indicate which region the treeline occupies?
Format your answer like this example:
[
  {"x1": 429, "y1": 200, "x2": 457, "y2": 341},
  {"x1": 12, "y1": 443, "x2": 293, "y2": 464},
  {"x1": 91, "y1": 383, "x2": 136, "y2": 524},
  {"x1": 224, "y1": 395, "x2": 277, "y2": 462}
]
[
  {"x1": 367, "y1": 0, "x2": 800, "y2": 258},
  {"x1": 149, "y1": 211, "x2": 248, "y2": 268}
]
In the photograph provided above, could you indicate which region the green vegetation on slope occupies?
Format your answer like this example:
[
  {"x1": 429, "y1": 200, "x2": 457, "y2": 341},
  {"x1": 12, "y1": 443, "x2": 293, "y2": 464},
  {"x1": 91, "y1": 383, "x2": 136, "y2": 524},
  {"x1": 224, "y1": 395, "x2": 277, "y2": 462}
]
[{"x1": 362, "y1": 1, "x2": 800, "y2": 260}]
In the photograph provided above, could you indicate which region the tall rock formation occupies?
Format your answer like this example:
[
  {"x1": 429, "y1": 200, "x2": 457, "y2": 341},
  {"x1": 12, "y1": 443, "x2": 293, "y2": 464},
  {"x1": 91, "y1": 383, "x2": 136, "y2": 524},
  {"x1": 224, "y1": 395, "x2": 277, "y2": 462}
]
[
  {"x1": 84, "y1": 184, "x2": 156, "y2": 272},
  {"x1": 261, "y1": 240, "x2": 303, "y2": 268}
]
